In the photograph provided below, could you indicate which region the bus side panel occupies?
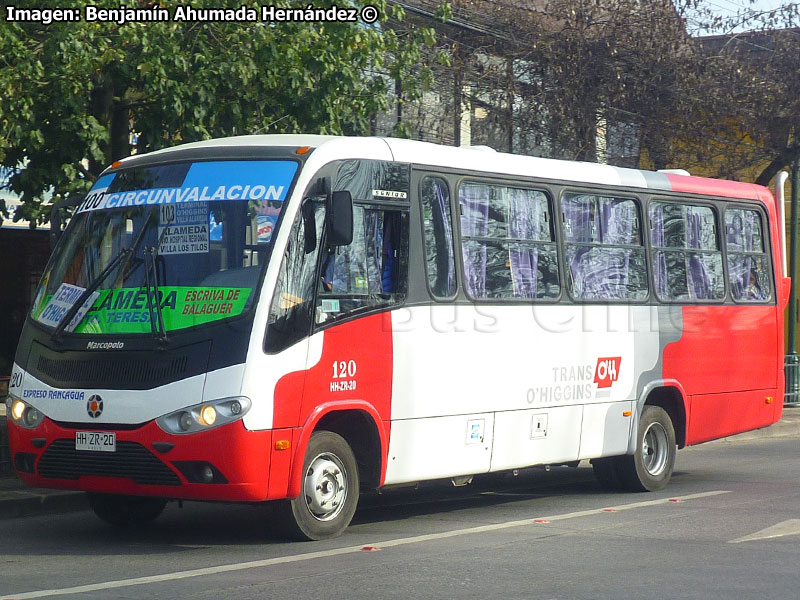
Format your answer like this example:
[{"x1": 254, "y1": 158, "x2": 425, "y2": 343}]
[
  {"x1": 490, "y1": 406, "x2": 583, "y2": 471},
  {"x1": 385, "y1": 305, "x2": 661, "y2": 483},
  {"x1": 299, "y1": 312, "x2": 393, "y2": 423},
  {"x1": 578, "y1": 401, "x2": 635, "y2": 460},
  {"x1": 663, "y1": 305, "x2": 779, "y2": 444},
  {"x1": 386, "y1": 414, "x2": 494, "y2": 484},
  {"x1": 687, "y1": 390, "x2": 777, "y2": 444},
  {"x1": 272, "y1": 312, "x2": 393, "y2": 429}
]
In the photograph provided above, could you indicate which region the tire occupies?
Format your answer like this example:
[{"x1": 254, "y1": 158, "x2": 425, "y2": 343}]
[
  {"x1": 616, "y1": 405, "x2": 676, "y2": 492},
  {"x1": 88, "y1": 493, "x2": 167, "y2": 527},
  {"x1": 591, "y1": 457, "x2": 624, "y2": 491},
  {"x1": 277, "y1": 431, "x2": 360, "y2": 541}
]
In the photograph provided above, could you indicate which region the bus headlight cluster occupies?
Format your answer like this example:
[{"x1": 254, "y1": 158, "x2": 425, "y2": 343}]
[
  {"x1": 156, "y1": 397, "x2": 251, "y2": 435},
  {"x1": 8, "y1": 396, "x2": 45, "y2": 429}
]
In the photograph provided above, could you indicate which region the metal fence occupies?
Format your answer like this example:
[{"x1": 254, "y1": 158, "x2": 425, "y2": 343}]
[{"x1": 786, "y1": 355, "x2": 800, "y2": 406}]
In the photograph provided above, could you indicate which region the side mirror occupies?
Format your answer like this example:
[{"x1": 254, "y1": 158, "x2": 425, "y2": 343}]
[
  {"x1": 302, "y1": 199, "x2": 316, "y2": 254},
  {"x1": 326, "y1": 190, "x2": 353, "y2": 247}
]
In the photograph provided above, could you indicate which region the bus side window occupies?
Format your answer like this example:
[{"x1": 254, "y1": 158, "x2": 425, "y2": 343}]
[
  {"x1": 650, "y1": 202, "x2": 724, "y2": 302},
  {"x1": 562, "y1": 193, "x2": 647, "y2": 301},
  {"x1": 316, "y1": 205, "x2": 407, "y2": 324},
  {"x1": 459, "y1": 182, "x2": 559, "y2": 300},
  {"x1": 725, "y1": 207, "x2": 771, "y2": 302},
  {"x1": 421, "y1": 177, "x2": 456, "y2": 298},
  {"x1": 265, "y1": 202, "x2": 324, "y2": 353}
]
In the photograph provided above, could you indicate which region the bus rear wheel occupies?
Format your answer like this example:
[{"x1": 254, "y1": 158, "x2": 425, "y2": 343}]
[
  {"x1": 88, "y1": 493, "x2": 167, "y2": 527},
  {"x1": 278, "y1": 431, "x2": 360, "y2": 541},
  {"x1": 616, "y1": 405, "x2": 676, "y2": 492},
  {"x1": 591, "y1": 457, "x2": 623, "y2": 491}
]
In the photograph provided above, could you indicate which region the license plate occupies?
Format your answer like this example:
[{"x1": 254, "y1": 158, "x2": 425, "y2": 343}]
[{"x1": 75, "y1": 431, "x2": 116, "y2": 452}]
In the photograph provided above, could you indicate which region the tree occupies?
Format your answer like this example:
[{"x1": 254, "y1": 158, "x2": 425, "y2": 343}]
[
  {"x1": 398, "y1": 0, "x2": 698, "y2": 164},
  {"x1": 674, "y1": 15, "x2": 800, "y2": 185},
  {"x1": 397, "y1": 0, "x2": 800, "y2": 186},
  {"x1": 0, "y1": 0, "x2": 437, "y2": 226}
]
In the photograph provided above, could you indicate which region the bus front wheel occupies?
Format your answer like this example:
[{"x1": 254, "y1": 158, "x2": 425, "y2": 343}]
[
  {"x1": 617, "y1": 405, "x2": 676, "y2": 492},
  {"x1": 88, "y1": 493, "x2": 167, "y2": 527},
  {"x1": 278, "y1": 431, "x2": 360, "y2": 541}
]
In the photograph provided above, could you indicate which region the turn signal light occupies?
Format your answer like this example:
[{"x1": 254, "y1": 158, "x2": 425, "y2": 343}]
[
  {"x1": 295, "y1": 146, "x2": 312, "y2": 155},
  {"x1": 623, "y1": 411, "x2": 632, "y2": 417},
  {"x1": 275, "y1": 440, "x2": 291, "y2": 451}
]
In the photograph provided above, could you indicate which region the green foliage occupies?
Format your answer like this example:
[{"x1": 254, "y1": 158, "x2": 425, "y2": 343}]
[{"x1": 0, "y1": 0, "x2": 438, "y2": 225}]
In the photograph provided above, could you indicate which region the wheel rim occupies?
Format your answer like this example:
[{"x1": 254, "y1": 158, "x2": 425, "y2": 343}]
[
  {"x1": 303, "y1": 452, "x2": 348, "y2": 522},
  {"x1": 641, "y1": 422, "x2": 669, "y2": 477}
]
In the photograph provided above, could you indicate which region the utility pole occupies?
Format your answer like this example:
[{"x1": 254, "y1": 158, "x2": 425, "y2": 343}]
[{"x1": 787, "y1": 154, "x2": 800, "y2": 405}]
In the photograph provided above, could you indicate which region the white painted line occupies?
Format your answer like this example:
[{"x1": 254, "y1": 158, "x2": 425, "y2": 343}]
[
  {"x1": 3, "y1": 490, "x2": 729, "y2": 599},
  {"x1": 729, "y1": 518, "x2": 800, "y2": 544}
]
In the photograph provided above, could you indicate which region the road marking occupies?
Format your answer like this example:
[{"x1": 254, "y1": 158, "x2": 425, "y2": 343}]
[
  {"x1": 729, "y1": 519, "x2": 800, "y2": 544},
  {"x1": 3, "y1": 490, "x2": 728, "y2": 599}
]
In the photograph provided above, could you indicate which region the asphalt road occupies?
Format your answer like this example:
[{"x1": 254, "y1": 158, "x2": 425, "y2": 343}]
[{"x1": 2, "y1": 436, "x2": 800, "y2": 600}]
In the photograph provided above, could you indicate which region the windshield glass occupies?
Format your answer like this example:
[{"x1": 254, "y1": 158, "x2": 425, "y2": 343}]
[{"x1": 31, "y1": 159, "x2": 298, "y2": 335}]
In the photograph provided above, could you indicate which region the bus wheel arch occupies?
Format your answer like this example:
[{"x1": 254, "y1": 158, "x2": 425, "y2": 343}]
[
  {"x1": 286, "y1": 402, "x2": 387, "y2": 503},
  {"x1": 642, "y1": 385, "x2": 687, "y2": 449},
  {"x1": 313, "y1": 409, "x2": 384, "y2": 492}
]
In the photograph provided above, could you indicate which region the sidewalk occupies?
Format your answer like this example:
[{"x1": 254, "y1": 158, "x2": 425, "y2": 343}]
[{"x1": 1, "y1": 408, "x2": 799, "y2": 521}]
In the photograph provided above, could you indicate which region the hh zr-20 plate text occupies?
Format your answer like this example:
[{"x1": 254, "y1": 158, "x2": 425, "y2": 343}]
[{"x1": 75, "y1": 431, "x2": 116, "y2": 452}]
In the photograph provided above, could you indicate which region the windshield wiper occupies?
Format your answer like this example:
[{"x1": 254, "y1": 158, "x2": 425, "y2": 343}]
[
  {"x1": 52, "y1": 211, "x2": 155, "y2": 340},
  {"x1": 144, "y1": 212, "x2": 174, "y2": 343}
]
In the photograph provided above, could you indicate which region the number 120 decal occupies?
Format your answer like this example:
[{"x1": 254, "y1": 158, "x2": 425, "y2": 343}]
[
  {"x1": 332, "y1": 360, "x2": 357, "y2": 379},
  {"x1": 330, "y1": 360, "x2": 357, "y2": 392}
]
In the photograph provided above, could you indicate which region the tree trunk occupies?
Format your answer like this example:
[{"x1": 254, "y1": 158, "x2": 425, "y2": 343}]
[
  {"x1": 89, "y1": 84, "x2": 114, "y2": 176},
  {"x1": 110, "y1": 104, "x2": 129, "y2": 162},
  {"x1": 755, "y1": 147, "x2": 797, "y2": 187}
]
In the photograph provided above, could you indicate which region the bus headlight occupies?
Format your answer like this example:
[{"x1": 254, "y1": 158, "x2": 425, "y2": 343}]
[
  {"x1": 199, "y1": 405, "x2": 217, "y2": 426},
  {"x1": 11, "y1": 399, "x2": 25, "y2": 420},
  {"x1": 9, "y1": 396, "x2": 45, "y2": 429},
  {"x1": 156, "y1": 397, "x2": 251, "y2": 435}
]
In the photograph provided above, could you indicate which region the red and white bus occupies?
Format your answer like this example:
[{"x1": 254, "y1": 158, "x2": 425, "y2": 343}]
[{"x1": 6, "y1": 135, "x2": 788, "y2": 539}]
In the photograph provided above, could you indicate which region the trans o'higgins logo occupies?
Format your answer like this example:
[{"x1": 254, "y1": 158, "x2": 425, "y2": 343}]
[
  {"x1": 86, "y1": 341, "x2": 124, "y2": 350},
  {"x1": 594, "y1": 357, "x2": 621, "y2": 388},
  {"x1": 87, "y1": 395, "x2": 103, "y2": 418}
]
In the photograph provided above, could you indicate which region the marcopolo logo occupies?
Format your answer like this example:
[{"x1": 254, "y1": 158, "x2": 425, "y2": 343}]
[
  {"x1": 594, "y1": 357, "x2": 622, "y2": 389},
  {"x1": 86, "y1": 341, "x2": 124, "y2": 350},
  {"x1": 87, "y1": 395, "x2": 103, "y2": 419}
]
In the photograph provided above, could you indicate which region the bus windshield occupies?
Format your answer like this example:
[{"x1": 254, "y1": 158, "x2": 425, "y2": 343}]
[{"x1": 30, "y1": 159, "x2": 298, "y2": 335}]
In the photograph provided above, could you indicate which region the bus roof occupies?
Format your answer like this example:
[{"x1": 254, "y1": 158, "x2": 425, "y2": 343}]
[{"x1": 120, "y1": 134, "x2": 767, "y2": 202}]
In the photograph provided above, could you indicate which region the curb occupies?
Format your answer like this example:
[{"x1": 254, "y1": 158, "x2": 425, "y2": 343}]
[{"x1": 0, "y1": 485, "x2": 88, "y2": 520}]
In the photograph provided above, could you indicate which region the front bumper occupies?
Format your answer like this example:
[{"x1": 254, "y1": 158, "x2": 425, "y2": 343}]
[{"x1": 7, "y1": 417, "x2": 273, "y2": 502}]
